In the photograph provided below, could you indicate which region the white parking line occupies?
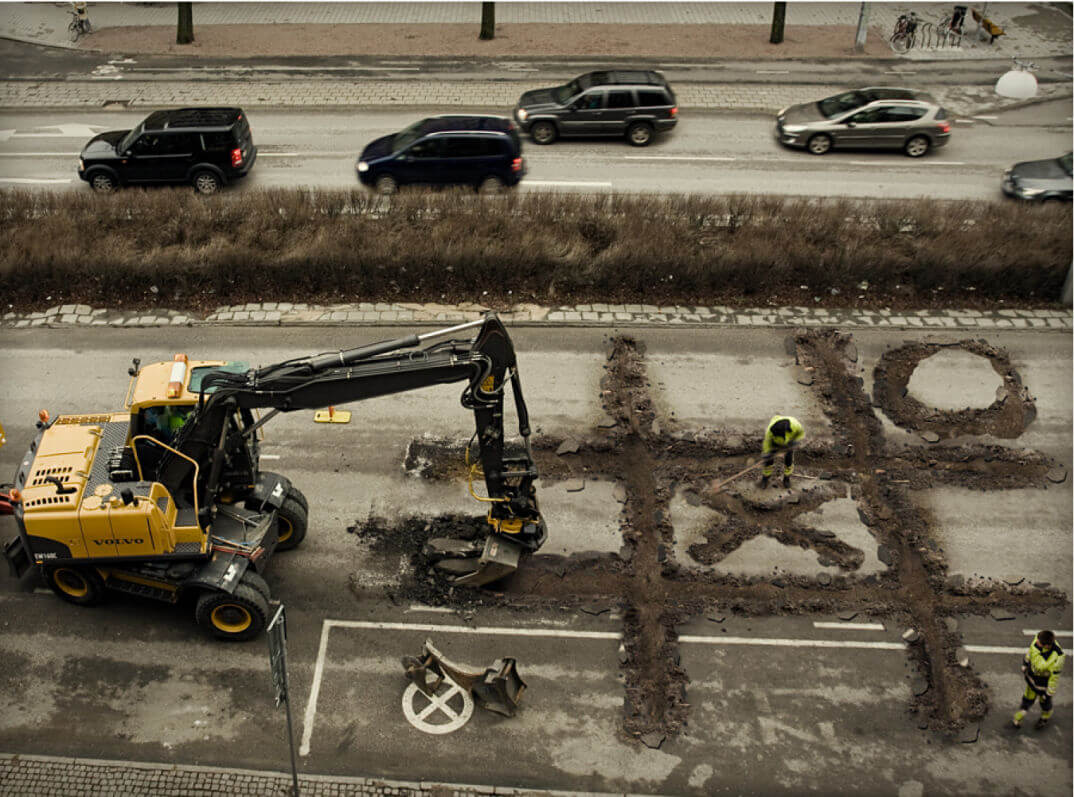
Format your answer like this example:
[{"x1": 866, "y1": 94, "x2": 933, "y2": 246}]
[
  {"x1": 0, "y1": 177, "x2": 72, "y2": 184},
  {"x1": 848, "y1": 161, "x2": 966, "y2": 166},
  {"x1": 973, "y1": 115, "x2": 998, "y2": 120},
  {"x1": 1022, "y1": 629, "x2": 1073, "y2": 637},
  {"x1": 964, "y1": 645, "x2": 1035, "y2": 654},
  {"x1": 813, "y1": 621, "x2": 885, "y2": 631},
  {"x1": 258, "y1": 152, "x2": 300, "y2": 158},
  {"x1": 406, "y1": 605, "x2": 456, "y2": 614}
]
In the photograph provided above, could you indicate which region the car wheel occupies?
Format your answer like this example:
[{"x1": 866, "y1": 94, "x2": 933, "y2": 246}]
[
  {"x1": 904, "y1": 136, "x2": 930, "y2": 158},
  {"x1": 375, "y1": 175, "x2": 398, "y2": 195},
  {"x1": 478, "y1": 176, "x2": 505, "y2": 194},
  {"x1": 807, "y1": 134, "x2": 832, "y2": 155},
  {"x1": 531, "y1": 122, "x2": 557, "y2": 145},
  {"x1": 626, "y1": 122, "x2": 654, "y2": 147},
  {"x1": 193, "y1": 170, "x2": 221, "y2": 194},
  {"x1": 89, "y1": 172, "x2": 116, "y2": 193}
]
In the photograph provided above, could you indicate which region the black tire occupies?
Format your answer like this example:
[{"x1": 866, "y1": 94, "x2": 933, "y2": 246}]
[
  {"x1": 807, "y1": 134, "x2": 833, "y2": 155},
  {"x1": 375, "y1": 174, "x2": 398, "y2": 195},
  {"x1": 275, "y1": 494, "x2": 308, "y2": 552},
  {"x1": 478, "y1": 175, "x2": 505, "y2": 194},
  {"x1": 890, "y1": 33, "x2": 910, "y2": 54},
  {"x1": 288, "y1": 485, "x2": 309, "y2": 514},
  {"x1": 195, "y1": 584, "x2": 269, "y2": 641},
  {"x1": 240, "y1": 570, "x2": 272, "y2": 602},
  {"x1": 904, "y1": 135, "x2": 930, "y2": 158},
  {"x1": 626, "y1": 122, "x2": 654, "y2": 147},
  {"x1": 89, "y1": 171, "x2": 116, "y2": 193},
  {"x1": 68, "y1": 21, "x2": 79, "y2": 42},
  {"x1": 193, "y1": 170, "x2": 221, "y2": 195},
  {"x1": 530, "y1": 121, "x2": 557, "y2": 145},
  {"x1": 45, "y1": 565, "x2": 106, "y2": 606}
]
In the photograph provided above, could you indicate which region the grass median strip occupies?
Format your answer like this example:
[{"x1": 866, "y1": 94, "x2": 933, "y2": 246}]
[{"x1": 1, "y1": 188, "x2": 1068, "y2": 311}]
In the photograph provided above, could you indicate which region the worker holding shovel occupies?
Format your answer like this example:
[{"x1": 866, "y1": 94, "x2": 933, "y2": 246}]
[
  {"x1": 760, "y1": 415, "x2": 804, "y2": 489},
  {"x1": 1013, "y1": 630, "x2": 1064, "y2": 730}
]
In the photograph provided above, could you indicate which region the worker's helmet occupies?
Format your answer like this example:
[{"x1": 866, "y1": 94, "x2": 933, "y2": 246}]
[{"x1": 772, "y1": 419, "x2": 791, "y2": 437}]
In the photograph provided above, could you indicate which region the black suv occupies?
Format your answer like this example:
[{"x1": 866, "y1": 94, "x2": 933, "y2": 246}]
[
  {"x1": 513, "y1": 70, "x2": 677, "y2": 147},
  {"x1": 356, "y1": 115, "x2": 525, "y2": 194},
  {"x1": 77, "y1": 107, "x2": 256, "y2": 194}
]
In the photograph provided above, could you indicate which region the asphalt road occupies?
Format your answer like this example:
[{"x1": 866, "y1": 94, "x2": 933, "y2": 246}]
[
  {"x1": 0, "y1": 104, "x2": 1070, "y2": 198},
  {"x1": 0, "y1": 324, "x2": 1070, "y2": 795}
]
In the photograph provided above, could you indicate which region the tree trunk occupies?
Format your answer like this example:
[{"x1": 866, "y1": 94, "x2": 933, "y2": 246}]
[
  {"x1": 177, "y1": 2, "x2": 194, "y2": 45},
  {"x1": 480, "y1": 2, "x2": 495, "y2": 40},
  {"x1": 769, "y1": 2, "x2": 786, "y2": 44}
]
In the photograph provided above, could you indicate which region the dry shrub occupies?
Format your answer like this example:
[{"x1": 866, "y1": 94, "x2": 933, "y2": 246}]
[{"x1": 0, "y1": 189, "x2": 1068, "y2": 307}]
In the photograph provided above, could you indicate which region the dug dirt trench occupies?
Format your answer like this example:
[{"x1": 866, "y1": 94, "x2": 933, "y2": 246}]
[{"x1": 355, "y1": 329, "x2": 1066, "y2": 741}]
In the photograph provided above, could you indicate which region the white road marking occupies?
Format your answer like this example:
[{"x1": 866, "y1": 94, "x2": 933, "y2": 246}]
[
  {"x1": 33, "y1": 588, "x2": 52, "y2": 595},
  {"x1": 848, "y1": 161, "x2": 966, "y2": 166},
  {"x1": 757, "y1": 70, "x2": 790, "y2": 74},
  {"x1": 813, "y1": 621, "x2": 885, "y2": 631},
  {"x1": 0, "y1": 124, "x2": 104, "y2": 141},
  {"x1": 258, "y1": 152, "x2": 300, "y2": 158},
  {"x1": 884, "y1": 70, "x2": 917, "y2": 75},
  {"x1": 123, "y1": 65, "x2": 420, "y2": 73},
  {"x1": 973, "y1": 115, "x2": 998, "y2": 120},
  {"x1": 298, "y1": 617, "x2": 1025, "y2": 755},
  {"x1": 625, "y1": 155, "x2": 735, "y2": 161},
  {"x1": 402, "y1": 679, "x2": 474, "y2": 734},
  {"x1": 523, "y1": 180, "x2": 613, "y2": 188},
  {"x1": 1022, "y1": 629, "x2": 1073, "y2": 637},
  {"x1": 259, "y1": 454, "x2": 281, "y2": 460},
  {"x1": 0, "y1": 178, "x2": 72, "y2": 184},
  {"x1": 406, "y1": 605, "x2": 456, "y2": 613},
  {"x1": 955, "y1": 119, "x2": 975, "y2": 124},
  {"x1": 0, "y1": 152, "x2": 78, "y2": 157}
]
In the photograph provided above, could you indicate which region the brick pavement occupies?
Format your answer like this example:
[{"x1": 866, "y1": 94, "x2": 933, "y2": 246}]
[
  {"x1": 3, "y1": 302, "x2": 1070, "y2": 331},
  {"x1": 0, "y1": 752, "x2": 618, "y2": 796}
]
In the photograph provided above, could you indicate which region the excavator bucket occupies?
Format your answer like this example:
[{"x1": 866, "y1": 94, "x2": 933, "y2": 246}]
[
  {"x1": 429, "y1": 535, "x2": 522, "y2": 587},
  {"x1": 401, "y1": 639, "x2": 527, "y2": 717}
]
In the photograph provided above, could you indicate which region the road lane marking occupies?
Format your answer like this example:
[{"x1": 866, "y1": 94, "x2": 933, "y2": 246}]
[
  {"x1": 813, "y1": 621, "x2": 885, "y2": 631},
  {"x1": 884, "y1": 70, "x2": 917, "y2": 74},
  {"x1": 964, "y1": 645, "x2": 1035, "y2": 654},
  {"x1": 257, "y1": 152, "x2": 300, "y2": 157},
  {"x1": 625, "y1": 155, "x2": 735, "y2": 161},
  {"x1": 0, "y1": 152, "x2": 79, "y2": 157},
  {"x1": 973, "y1": 115, "x2": 998, "y2": 120},
  {"x1": 757, "y1": 70, "x2": 790, "y2": 74},
  {"x1": 523, "y1": 180, "x2": 613, "y2": 187},
  {"x1": 848, "y1": 161, "x2": 966, "y2": 166},
  {"x1": 679, "y1": 635, "x2": 905, "y2": 649},
  {"x1": 299, "y1": 618, "x2": 332, "y2": 757},
  {"x1": 0, "y1": 177, "x2": 72, "y2": 184},
  {"x1": 259, "y1": 454, "x2": 281, "y2": 460},
  {"x1": 1022, "y1": 629, "x2": 1073, "y2": 637},
  {"x1": 407, "y1": 605, "x2": 456, "y2": 613}
]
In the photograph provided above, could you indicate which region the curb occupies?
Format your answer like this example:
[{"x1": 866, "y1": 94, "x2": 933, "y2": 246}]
[{"x1": 3, "y1": 303, "x2": 1071, "y2": 332}]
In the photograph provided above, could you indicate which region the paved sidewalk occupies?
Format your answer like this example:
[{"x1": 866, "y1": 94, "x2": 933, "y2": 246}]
[
  {"x1": 3, "y1": 301, "x2": 1070, "y2": 331},
  {"x1": 0, "y1": 751, "x2": 620, "y2": 796},
  {"x1": 2, "y1": 2, "x2": 1071, "y2": 60}
]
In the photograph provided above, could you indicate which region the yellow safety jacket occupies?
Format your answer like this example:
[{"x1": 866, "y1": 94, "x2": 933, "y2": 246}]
[
  {"x1": 762, "y1": 415, "x2": 805, "y2": 454},
  {"x1": 1024, "y1": 636, "x2": 1064, "y2": 694}
]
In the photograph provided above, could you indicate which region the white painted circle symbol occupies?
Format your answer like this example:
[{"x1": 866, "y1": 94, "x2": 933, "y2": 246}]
[{"x1": 402, "y1": 676, "x2": 474, "y2": 735}]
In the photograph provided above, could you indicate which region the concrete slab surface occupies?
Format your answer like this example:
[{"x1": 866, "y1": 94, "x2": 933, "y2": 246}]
[{"x1": 907, "y1": 349, "x2": 1004, "y2": 410}]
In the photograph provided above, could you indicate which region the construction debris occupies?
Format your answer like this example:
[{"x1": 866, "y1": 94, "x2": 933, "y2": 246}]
[{"x1": 402, "y1": 639, "x2": 527, "y2": 718}]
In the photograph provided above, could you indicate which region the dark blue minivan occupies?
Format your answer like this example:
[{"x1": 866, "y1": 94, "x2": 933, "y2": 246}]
[{"x1": 356, "y1": 115, "x2": 525, "y2": 194}]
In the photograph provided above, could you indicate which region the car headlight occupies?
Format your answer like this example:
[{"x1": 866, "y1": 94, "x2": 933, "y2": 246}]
[
  {"x1": 777, "y1": 107, "x2": 789, "y2": 117},
  {"x1": 517, "y1": 108, "x2": 528, "y2": 121},
  {"x1": 357, "y1": 161, "x2": 369, "y2": 173},
  {"x1": 78, "y1": 158, "x2": 84, "y2": 170},
  {"x1": 1018, "y1": 187, "x2": 1045, "y2": 197},
  {"x1": 781, "y1": 124, "x2": 806, "y2": 133}
]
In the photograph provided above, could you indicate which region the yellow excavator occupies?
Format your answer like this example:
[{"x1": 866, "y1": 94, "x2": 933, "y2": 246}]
[{"x1": 2, "y1": 314, "x2": 546, "y2": 640}]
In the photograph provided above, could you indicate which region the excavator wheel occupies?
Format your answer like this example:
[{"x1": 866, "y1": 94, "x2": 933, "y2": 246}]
[
  {"x1": 195, "y1": 584, "x2": 269, "y2": 641},
  {"x1": 275, "y1": 494, "x2": 308, "y2": 552},
  {"x1": 44, "y1": 565, "x2": 106, "y2": 606},
  {"x1": 288, "y1": 486, "x2": 309, "y2": 514},
  {"x1": 240, "y1": 570, "x2": 272, "y2": 603}
]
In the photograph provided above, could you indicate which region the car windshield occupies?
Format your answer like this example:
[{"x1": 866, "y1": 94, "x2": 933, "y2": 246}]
[
  {"x1": 391, "y1": 120, "x2": 426, "y2": 153},
  {"x1": 552, "y1": 79, "x2": 583, "y2": 105},
  {"x1": 118, "y1": 123, "x2": 143, "y2": 153},
  {"x1": 817, "y1": 90, "x2": 867, "y2": 119},
  {"x1": 1060, "y1": 152, "x2": 1073, "y2": 175}
]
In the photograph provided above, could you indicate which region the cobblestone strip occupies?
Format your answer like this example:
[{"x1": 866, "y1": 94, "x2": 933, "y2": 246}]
[
  {"x1": 0, "y1": 78, "x2": 1068, "y2": 116},
  {"x1": 2, "y1": 303, "x2": 1070, "y2": 330},
  {"x1": 0, "y1": 752, "x2": 630, "y2": 797}
]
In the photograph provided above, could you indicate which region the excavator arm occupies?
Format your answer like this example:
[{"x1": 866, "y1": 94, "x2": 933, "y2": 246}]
[{"x1": 155, "y1": 314, "x2": 545, "y2": 583}]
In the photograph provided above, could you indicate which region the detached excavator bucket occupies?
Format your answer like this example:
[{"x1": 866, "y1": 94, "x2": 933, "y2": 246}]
[
  {"x1": 430, "y1": 535, "x2": 522, "y2": 587},
  {"x1": 401, "y1": 639, "x2": 527, "y2": 717}
]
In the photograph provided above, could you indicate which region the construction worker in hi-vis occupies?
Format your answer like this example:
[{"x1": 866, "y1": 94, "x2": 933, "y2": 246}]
[
  {"x1": 760, "y1": 415, "x2": 804, "y2": 489},
  {"x1": 1013, "y1": 630, "x2": 1064, "y2": 729}
]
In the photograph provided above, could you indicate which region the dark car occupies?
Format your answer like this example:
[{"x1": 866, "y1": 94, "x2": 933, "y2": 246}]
[
  {"x1": 77, "y1": 107, "x2": 256, "y2": 194},
  {"x1": 356, "y1": 115, "x2": 524, "y2": 194},
  {"x1": 1002, "y1": 153, "x2": 1073, "y2": 201},
  {"x1": 775, "y1": 88, "x2": 949, "y2": 157},
  {"x1": 513, "y1": 70, "x2": 677, "y2": 147}
]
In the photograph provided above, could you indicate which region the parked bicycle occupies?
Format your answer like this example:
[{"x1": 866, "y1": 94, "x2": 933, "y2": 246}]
[
  {"x1": 67, "y1": 2, "x2": 92, "y2": 43},
  {"x1": 889, "y1": 10, "x2": 920, "y2": 54}
]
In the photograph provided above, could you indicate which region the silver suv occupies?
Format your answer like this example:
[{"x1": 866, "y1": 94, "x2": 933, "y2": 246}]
[{"x1": 775, "y1": 88, "x2": 950, "y2": 158}]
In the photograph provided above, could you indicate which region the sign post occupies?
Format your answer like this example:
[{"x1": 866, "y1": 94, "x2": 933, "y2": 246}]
[{"x1": 268, "y1": 603, "x2": 301, "y2": 797}]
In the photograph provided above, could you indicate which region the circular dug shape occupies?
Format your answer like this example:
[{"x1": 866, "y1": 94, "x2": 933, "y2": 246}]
[
  {"x1": 402, "y1": 677, "x2": 474, "y2": 735},
  {"x1": 873, "y1": 341, "x2": 1035, "y2": 439}
]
